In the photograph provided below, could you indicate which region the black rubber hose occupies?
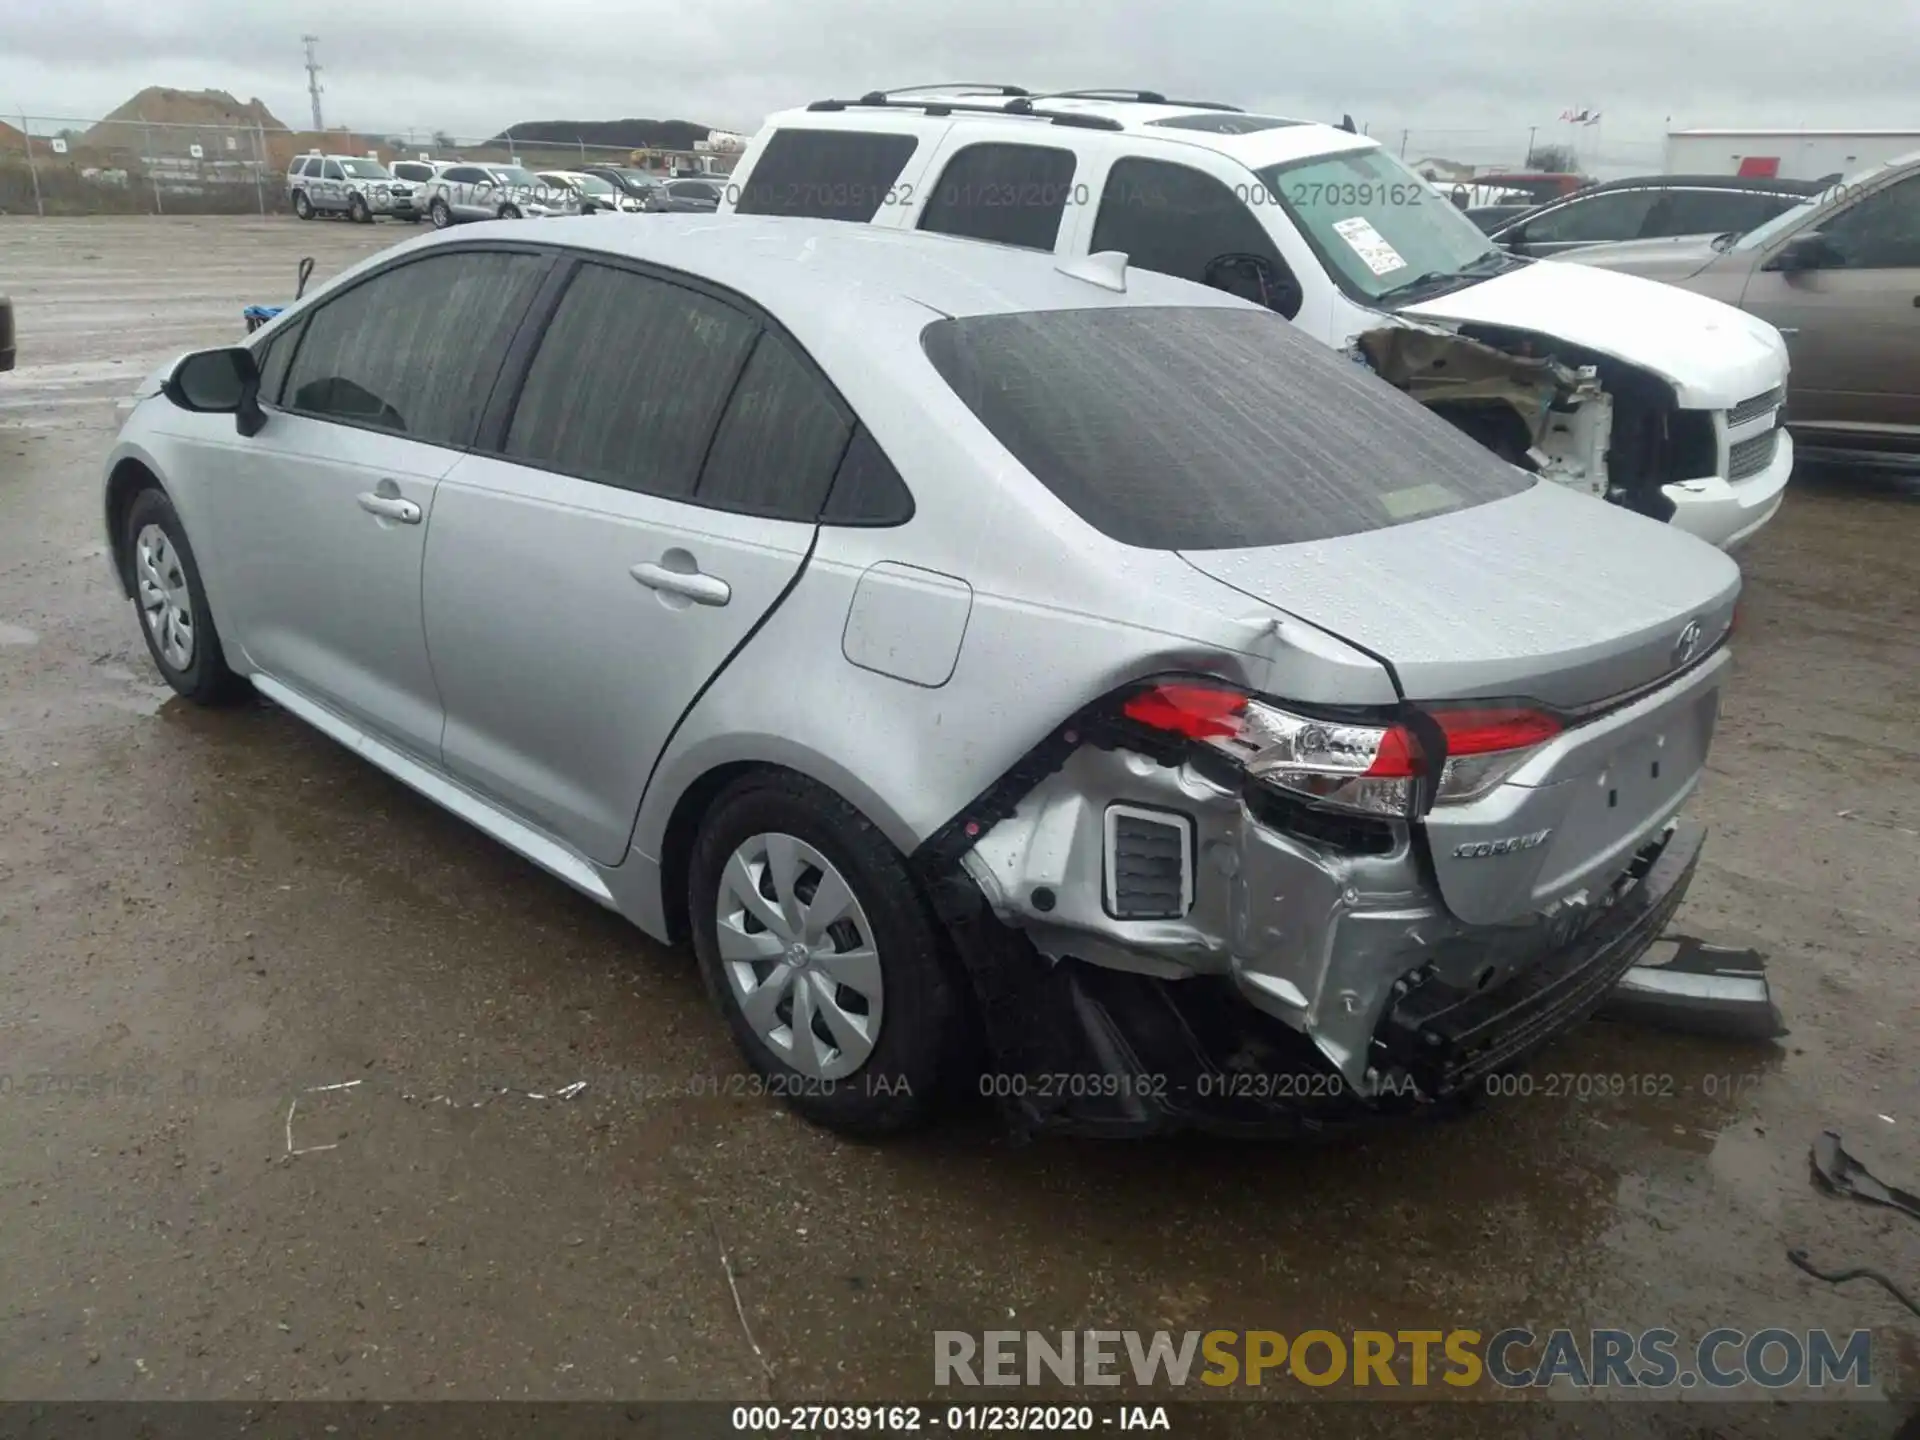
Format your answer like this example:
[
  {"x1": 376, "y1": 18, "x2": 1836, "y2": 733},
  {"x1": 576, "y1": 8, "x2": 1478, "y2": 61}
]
[{"x1": 1788, "y1": 1247, "x2": 1920, "y2": 1318}]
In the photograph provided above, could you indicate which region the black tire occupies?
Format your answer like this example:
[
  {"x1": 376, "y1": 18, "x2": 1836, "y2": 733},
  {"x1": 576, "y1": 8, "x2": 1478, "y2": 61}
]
[
  {"x1": 499, "y1": 203, "x2": 522, "y2": 220},
  {"x1": 293, "y1": 190, "x2": 313, "y2": 220},
  {"x1": 430, "y1": 198, "x2": 453, "y2": 229},
  {"x1": 348, "y1": 194, "x2": 371, "y2": 224},
  {"x1": 123, "y1": 487, "x2": 249, "y2": 706},
  {"x1": 688, "y1": 772, "x2": 961, "y2": 1135}
]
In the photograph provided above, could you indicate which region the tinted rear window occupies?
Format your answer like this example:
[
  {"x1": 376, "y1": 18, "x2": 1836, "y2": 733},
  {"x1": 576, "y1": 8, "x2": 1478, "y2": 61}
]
[
  {"x1": 734, "y1": 130, "x2": 919, "y2": 221},
  {"x1": 919, "y1": 143, "x2": 1077, "y2": 251},
  {"x1": 920, "y1": 306, "x2": 1533, "y2": 550}
]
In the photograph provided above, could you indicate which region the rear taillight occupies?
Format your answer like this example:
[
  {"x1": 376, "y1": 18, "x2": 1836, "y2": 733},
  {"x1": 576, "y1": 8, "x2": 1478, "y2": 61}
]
[{"x1": 1120, "y1": 683, "x2": 1561, "y2": 817}]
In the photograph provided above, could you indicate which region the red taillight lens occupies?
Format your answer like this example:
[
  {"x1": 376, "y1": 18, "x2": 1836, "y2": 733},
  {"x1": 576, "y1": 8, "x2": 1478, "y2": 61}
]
[
  {"x1": 1432, "y1": 707, "x2": 1562, "y2": 755},
  {"x1": 1122, "y1": 683, "x2": 1247, "y2": 740}
]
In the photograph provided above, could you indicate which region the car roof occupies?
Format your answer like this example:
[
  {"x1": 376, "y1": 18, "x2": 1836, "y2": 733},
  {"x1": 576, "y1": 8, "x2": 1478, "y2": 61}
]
[
  {"x1": 373, "y1": 214, "x2": 1241, "y2": 334},
  {"x1": 1573, "y1": 173, "x2": 1824, "y2": 196},
  {"x1": 766, "y1": 92, "x2": 1379, "y2": 170}
]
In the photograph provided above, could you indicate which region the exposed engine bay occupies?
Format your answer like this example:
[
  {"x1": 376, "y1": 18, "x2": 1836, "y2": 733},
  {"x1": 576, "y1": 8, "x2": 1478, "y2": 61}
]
[{"x1": 1354, "y1": 321, "x2": 1720, "y2": 523}]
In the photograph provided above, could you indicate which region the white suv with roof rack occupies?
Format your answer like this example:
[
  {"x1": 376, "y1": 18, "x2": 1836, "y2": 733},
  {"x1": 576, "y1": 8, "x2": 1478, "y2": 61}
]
[
  {"x1": 718, "y1": 85, "x2": 1793, "y2": 550},
  {"x1": 287, "y1": 153, "x2": 419, "y2": 223}
]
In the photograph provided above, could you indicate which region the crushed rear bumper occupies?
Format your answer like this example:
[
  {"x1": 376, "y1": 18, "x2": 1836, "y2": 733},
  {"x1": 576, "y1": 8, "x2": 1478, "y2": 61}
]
[{"x1": 924, "y1": 821, "x2": 1705, "y2": 1139}]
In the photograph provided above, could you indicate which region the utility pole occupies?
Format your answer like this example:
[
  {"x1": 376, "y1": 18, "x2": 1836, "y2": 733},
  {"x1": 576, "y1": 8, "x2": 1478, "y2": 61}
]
[
  {"x1": 302, "y1": 35, "x2": 325, "y2": 132},
  {"x1": 1526, "y1": 125, "x2": 1537, "y2": 165}
]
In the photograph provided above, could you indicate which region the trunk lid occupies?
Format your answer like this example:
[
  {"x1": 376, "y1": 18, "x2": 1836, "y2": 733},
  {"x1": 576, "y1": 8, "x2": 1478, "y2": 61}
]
[
  {"x1": 1180, "y1": 480, "x2": 1739, "y2": 713},
  {"x1": 1183, "y1": 481, "x2": 1739, "y2": 925}
]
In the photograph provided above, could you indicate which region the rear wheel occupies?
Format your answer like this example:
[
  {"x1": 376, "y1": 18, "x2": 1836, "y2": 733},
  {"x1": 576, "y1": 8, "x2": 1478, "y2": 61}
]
[
  {"x1": 293, "y1": 190, "x2": 313, "y2": 220},
  {"x1": 124, "y1": 487, "x2": 248, "y2": 706},
  {"x1": 688, "y1": 773, "x2": 960, "y2": 1135}
]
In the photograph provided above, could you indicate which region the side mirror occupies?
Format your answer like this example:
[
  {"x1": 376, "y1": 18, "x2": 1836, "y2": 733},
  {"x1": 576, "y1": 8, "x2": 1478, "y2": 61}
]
[
  {"x1": 1765, "y1": 231, "x2": 1840, "y2": 273},
  {"x1": 163, "y1": 347, "x2": 266, "y2": 437}
]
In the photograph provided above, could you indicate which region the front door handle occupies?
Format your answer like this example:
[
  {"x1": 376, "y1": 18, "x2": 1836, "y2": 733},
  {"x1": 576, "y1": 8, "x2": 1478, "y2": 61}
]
[
  {"x1": 1776, "y1": 326, "x2": 1800, "y2": 338},
  {"x1": 630, "y1": 561, "x2": 730, "y2": 606},
  {"x1": 356, "y1": 491, "x2": 422, "y2": 524}
]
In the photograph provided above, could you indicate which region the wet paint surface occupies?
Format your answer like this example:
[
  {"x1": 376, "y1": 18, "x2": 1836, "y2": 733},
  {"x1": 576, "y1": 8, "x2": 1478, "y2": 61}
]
[{"x1": 0, "y1": 217, "x2": 1917, "y2": 1411}]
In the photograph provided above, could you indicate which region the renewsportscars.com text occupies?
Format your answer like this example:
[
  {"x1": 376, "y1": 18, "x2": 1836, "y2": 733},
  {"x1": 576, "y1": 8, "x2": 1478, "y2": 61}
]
[{"x1": 935, "y1": 1328, "x2": 1874, "y2": 1391}]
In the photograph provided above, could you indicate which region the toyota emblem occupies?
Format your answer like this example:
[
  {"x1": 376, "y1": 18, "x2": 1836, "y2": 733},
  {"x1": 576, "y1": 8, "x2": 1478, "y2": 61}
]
[{"x1": 1672, "y1": 618, "x2": 1704, "y2": 667}]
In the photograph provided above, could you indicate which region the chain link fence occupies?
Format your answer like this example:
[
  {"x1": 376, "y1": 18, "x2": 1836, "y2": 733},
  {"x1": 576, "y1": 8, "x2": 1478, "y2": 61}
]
[{"x1": 0, "y1": 115, "x2": 741, "y2": 217}]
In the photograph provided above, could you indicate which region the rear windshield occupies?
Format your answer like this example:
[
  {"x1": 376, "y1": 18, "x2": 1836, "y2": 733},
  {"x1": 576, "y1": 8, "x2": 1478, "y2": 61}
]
[{"x1": 920, "y1": 306, "x2": 1533, "y2": 550}]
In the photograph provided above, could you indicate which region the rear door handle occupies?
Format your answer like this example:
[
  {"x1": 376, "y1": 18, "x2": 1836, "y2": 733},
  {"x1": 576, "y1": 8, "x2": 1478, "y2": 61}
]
[
  {"x1": 630, "y1": 561, "x2": 730, "y2": 606},
  {"x1": 1777, "y1": 326, "x2": 1800, "y2": 337},
  {"x1": 356, "y1": 491, "x2": 422, "y2": 524}
]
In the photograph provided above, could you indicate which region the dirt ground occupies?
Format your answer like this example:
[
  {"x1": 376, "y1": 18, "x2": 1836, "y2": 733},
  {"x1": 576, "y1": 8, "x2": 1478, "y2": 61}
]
[{"x1": 2, "y1": 216, "x2": 1917, "y2": 1427}]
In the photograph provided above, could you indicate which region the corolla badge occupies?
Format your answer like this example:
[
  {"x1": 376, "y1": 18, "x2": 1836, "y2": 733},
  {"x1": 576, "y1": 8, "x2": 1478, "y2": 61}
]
[
  {"x1": 1453, "y1": 829, "x2": 1552, "y2": 859},
  {"x1": 1672, "y1": 618, "x2": 1705, "y2": 667}
]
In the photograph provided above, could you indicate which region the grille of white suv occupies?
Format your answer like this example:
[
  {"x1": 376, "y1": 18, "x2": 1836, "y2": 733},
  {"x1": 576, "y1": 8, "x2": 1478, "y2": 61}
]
[
  {"x1": 1728, "y1": 429, "x2": 1780, "y2": 481},
  {"x1": 1727, "y1": 386, "x2": 1785, "y2": 429}
]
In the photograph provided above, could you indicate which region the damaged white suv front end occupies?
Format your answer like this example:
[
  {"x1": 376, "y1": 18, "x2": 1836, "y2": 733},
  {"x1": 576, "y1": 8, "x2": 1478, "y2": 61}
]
[{"x1": 1369, "y1": 257, "x2": 1793, "y2": 550}]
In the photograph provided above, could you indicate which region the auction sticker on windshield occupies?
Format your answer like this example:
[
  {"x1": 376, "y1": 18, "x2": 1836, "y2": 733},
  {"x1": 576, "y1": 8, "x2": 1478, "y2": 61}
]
[{"x1": 1332, "y1": 216, "x2": 1407, "y2": 276}]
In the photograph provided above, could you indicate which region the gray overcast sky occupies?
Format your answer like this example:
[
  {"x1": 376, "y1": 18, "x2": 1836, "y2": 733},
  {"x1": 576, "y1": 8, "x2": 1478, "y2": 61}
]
[{"x1": 4, "y1": 0, "x2": 1916, "y2": 168}]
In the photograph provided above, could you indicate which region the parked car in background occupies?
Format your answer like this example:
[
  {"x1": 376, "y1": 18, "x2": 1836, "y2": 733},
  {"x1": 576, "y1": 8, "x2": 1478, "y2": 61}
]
[
  {"x1": 1491, "y1": 176, "x2": 1825, "y2": 258},
  {"x1": 1565, "y1": 152, "x2": 1920, "y2": 464},
  {"x1": 580, "y1": 166, "x2": 670, "y2": 211},
  {"x1": 426, "y1": 164, "x2": 581, "y2": 226},
  {"x1": 537, "y1": 171, "x2": 646, "y2": 213},
  {"x1": 720, "y1": 86, "x2": 1792, "y2": 548},
  {"x1": 390, "y1": 159, "x2": 455, "y2": 206},
  {"x1": 661, "y1": 177, "x2": 724, "y2": 212},
  {"x1": 1465, "y1": 203, "x2": 1536, "y2": 233},
  {"x1": 287, "y1": 154, "x2": 419, "y2": 223},
  {"x1": 101, "y1": 216, "x2": 1739, "y2": 1137},
  {"x1": 0, "y1": 294, "x2": 14, "y2": 372}
]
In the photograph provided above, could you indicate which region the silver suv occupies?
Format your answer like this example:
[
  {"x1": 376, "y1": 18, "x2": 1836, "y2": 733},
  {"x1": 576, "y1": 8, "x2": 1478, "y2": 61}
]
[
  {"x1": 102, "y1": 218, "x2": 1737, "y2": 1138},
  {"x1": 426, "y1": 164, "x2": 581, "y2": 226},
  {"x1": 287, "y1": 154, "x2": 417, "y2": 223}
]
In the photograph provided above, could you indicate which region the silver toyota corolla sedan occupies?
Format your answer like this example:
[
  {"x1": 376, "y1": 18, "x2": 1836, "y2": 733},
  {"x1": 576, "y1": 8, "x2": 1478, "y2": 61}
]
[{"x1": 102, "y1": 217, "x2": 1740, "y2": 1137}]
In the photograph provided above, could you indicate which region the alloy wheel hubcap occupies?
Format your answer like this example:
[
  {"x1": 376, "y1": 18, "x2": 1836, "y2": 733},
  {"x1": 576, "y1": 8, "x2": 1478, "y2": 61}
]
[
  {"x1": 134, "y1": 523, "x2": 194, "y2": 671},
  {"x1": 716, "y1": 833, "x2": 882, "y2": 1080}
]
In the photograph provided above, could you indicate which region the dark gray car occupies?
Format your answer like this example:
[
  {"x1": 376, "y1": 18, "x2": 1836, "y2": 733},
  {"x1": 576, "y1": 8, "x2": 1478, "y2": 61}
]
[
  {"x1": 662, "y1": 177, "x2": 723, "y2": 212},
  {"x1": 1492, "y1": 176, "x2": 1823, "y2": 258}
]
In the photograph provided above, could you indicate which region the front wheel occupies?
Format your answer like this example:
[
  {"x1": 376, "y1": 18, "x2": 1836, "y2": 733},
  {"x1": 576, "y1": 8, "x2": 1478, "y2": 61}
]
[
  {"x1": 124, "y1": 488, "x2": 248, "y2": 706},
  {"x1": 348, "y1": 194, "x2": 371, "y2": 224},
  {"x1": 430, "y1": 198, "x2": 453, "y2": 228},
  {"x1": 688, "y1": 773, "x2": 962, "y2": 1135},
  {"x1": 293, "y1": 191, "x2": 313, "y2": 220},
  {"x1": 498, "y1": 203, "x2": 522, "y2": 220}
]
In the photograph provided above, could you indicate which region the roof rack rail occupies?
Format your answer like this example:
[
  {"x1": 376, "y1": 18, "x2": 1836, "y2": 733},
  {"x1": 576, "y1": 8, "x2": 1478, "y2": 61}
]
[
  {"x1": 875, "y1": 83, "x2": 1031, "y2": 98},
  {"x1": 1033, "y1": 88, "x2": 1245, "y2": 113},
  {"x1": 809, "y1": 96, "x2": 1123, "y2": 131}
]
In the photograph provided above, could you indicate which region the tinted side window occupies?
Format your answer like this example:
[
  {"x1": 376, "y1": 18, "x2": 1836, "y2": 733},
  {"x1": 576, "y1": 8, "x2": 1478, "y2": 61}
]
[
  {"x1": 1644, "y1": 189, "x2": 1786, "y2": 238},
  {"x1": 696, "y1": 334, "x2": 852, "y2": 518},
  {"x1": 1091, "y1": 158, "x2": 1292, "y2": 296},
  {"x1": 443, "y1": 166, "x2": 480, "y2": 184},
  {"x1": 734, "y1": 130, "x2": 919, "y2": 221},
  {"x1": 821, "y1": 427, "x2": 914, "y2": 527},
  {"x1": 919, "y1": 143, "x2": 1077, "y2": 251},
  {"x1": 283, "y1": 250, "x2": 547, "y2": 446},
  {"x1": 505, "y1": 263, "x2": 759, "y2": 498},
  {"x1": 1819, "y1": 174, "x2": 1920, "y2": 268},
  {"x1": 393, "y1": 162, "x2": 429, "y2": 183},
  {"x1": 254, "y1": 313, "x2": 307, "y2": 406},
  {"x1": 1524, "y1": 189, "x2": 1659, "y2": 243},
  {"x1": 322, "y1": 161, "x2": 344, "y2": 181}
]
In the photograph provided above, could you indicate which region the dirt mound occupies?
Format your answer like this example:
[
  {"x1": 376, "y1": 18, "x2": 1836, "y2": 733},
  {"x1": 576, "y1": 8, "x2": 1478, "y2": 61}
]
[{"x1": 84, "y1": 87, "x2": 287, "y2": 145}]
